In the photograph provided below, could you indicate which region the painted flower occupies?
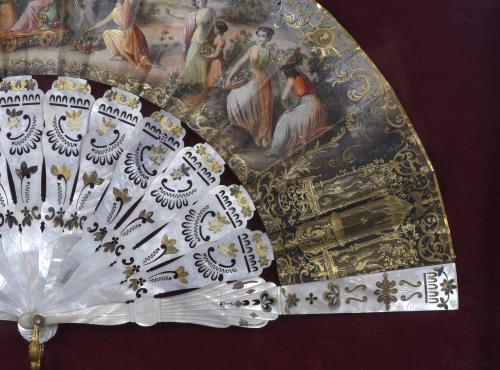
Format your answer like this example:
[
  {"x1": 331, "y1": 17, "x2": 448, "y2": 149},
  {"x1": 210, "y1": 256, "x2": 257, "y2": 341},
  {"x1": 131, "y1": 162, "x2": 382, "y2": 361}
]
[
  {"x1": 205, "y1": 154, "x2": 223, "y2": 172},
  {"x1": 128, "y1": 278, "x2": 146, "y2": 291},
  {"x1": 150, "y1": 145, "x2": 167, "y2": 166},
  {"x1": 64, "y1": 212, "x2": 79, "y2": 230},
  {"x1": 175, "y1": 266, "x2": 189, "y2": 284},
  {"x1": 96, "y1": 117, "x2": 116, "y2": 136},
  {"x1": 5, "y1": 210, "x2": 18, "y2": 228},
  {"x1": 113, "y1": 188, "x2": 132, "y2": 204},
  {"x1": 50, "y1": 164, "x2": 72, "y2": 182},
  {"x1": 21, "y1": 206, "x2": 33, "y2": 227},
  {"x1": 52, "y1": 208, "x2": 65, "y2": 228},
  {"x1": 163, "y1": 121, "x2": 183, "y2": 138},
  {"x1": 82, "y1": 171, "x2": 104, "y2": 188},
  {"x1": 170, "y1": 163, "x2": 190, "y2": 180},
  {"x1": 123, "y1": 265, "x2": 140, "y2": 279},
  {"x1": 229, "y1": 186, "x2": 242, "y2": 197},
  {"x1": 282, "y1": 288, "x2": 300, "y2": 314},
  {"x1": 218, "y1": 243, "x2": 238, "y2": 258},
  {"x1": 65, "y1": 110, "x2": 83, "y2": 131},
  {"x1": 161, "y1": 234, "x2": 178, "y2": 255},
  {"x1": 195, "y1": 145, "x2": 207, "y2": 156},
  {"x1": 440, "y1": 279, "x2": 457, "y2": 296},
  {"x1": 103, "y1": 237, "x2": 119, "y2": 253},
  {"x1": 6, "y1": 108, "x2": 22, "y2": 129},
  {"x1": 15, "y1": 161, "x2": 37, "y2": 181},
  {"x1": 137, "y1": 209, "x2": 154, "y2": 223},
  {"x1": 258, "y1": 256, "x2": 270, "y2": 267},
  {"x1": 93, "y1": 227, "x2": 108, "y2": 242},
  {"x1": 209, "y1": 213, "x2": 230, "y2": 233}
]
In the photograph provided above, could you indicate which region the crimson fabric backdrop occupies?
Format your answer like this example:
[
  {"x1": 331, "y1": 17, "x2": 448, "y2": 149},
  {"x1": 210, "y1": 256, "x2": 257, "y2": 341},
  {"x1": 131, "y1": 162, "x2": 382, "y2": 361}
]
[{"x1": 0, "y1": 0, "x2": 498, "y2": 369}]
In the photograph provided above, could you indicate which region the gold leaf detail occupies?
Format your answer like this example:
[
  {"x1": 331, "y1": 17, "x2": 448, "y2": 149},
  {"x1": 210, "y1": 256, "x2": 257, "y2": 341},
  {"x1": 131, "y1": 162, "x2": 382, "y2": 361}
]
[
  {"x1": 65, "y1": 110, "x2": 83, "y2": 131},
  {"x1": 50, "y1": 164, "x2": 72, "y2": 181},
  {"x1": 175, "y1": 266, "x2": 189, "y2": 284},
  {"x1": 208, "y1": 212, "x2": 230, "y2": 233},
  {"x1": 218, "y1": 243, "x2": 238, "y2": 257},
  {"x1": 96, "y1": 117, "x2": 116, "y2": 136},
  {"x1": 161, "y1": 234, "x2": 178, "y2": 255}
]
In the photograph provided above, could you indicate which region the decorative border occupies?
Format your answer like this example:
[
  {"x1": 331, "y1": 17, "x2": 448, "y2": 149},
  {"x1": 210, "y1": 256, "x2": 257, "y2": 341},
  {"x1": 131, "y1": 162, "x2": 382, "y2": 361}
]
[{"x1": 279, "y1": 263, "x2": 458, "y2": 314}]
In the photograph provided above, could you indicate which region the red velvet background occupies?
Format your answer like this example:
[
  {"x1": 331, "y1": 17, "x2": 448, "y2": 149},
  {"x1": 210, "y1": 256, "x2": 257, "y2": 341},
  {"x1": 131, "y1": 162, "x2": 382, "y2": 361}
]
[{"x1": 0, "y1": 0, "x2": 498, "y2": 369}]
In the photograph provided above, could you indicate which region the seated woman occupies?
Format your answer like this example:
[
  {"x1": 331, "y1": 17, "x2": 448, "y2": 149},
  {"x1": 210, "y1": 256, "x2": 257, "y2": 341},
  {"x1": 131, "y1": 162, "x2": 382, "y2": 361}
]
[
  {"x1": 270, "y1": 48, "x2": 328, "y2": 156},
  {"x1": 10, "y1": 0, "x2": 53, "y2": 32},
  {"x1": 84, "y1": 0, "x2": 151, "y2": 71}
]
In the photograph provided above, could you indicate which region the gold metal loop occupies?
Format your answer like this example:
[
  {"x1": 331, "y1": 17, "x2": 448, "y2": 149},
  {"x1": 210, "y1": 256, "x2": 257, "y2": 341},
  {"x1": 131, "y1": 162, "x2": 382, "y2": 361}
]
[{"x1": 28, "y1": 315, "x2": 44, "y2": 370}]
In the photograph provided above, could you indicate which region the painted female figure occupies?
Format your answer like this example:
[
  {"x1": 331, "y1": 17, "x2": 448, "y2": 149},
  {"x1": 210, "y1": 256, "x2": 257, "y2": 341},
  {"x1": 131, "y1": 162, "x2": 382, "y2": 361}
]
[
  {"x1": 184, "y1": 0, "x2": 215, "y2": 88},
  {"x1": 183, "y1": 0, "x2": 198, "y2": 60},
  {"x1": 167, "y1": 0, "x2": 215, "y2": 88},
  {"x1": 205, "y1": 21, "x2": 228, "y2": 88},
  {"x1": 226, "y1": 26, "x2": 275, "y2": 148},
  {"x1": 0, "y1": 0, "x2": 16, "y2": 32},
  {"x1": 84, "y1": 0, "x2": 152, "y2": 71},
  {"x1": 270, "y1": 48, "x2": 328, "y2": 156},
  {"x1": 10, "y1": 0, "x2": 52, "y2": 32}
]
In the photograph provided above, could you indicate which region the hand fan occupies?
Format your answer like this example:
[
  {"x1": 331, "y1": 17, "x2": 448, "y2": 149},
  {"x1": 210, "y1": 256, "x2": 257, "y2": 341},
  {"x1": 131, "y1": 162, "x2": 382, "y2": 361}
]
[{"x1": 0, "y1": 0, "x2": 457, "y2": 369}]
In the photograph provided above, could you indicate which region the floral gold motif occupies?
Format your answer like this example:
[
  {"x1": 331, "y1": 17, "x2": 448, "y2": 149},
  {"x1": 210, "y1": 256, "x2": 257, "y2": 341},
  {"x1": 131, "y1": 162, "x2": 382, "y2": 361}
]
[
  {"x1": 53, "y1": 79, "x2": 90, "y2": 94},
  {"x1": 0, "y1": 78, "x2": 36, "y2": 92},
  {"x1": 104, "y1": 90, "x2": 140, "y2": 109},
  {"x1": 218, "y1": 243, "x2": 238, "y2": 258},
  {"x1": 50, "y1": 164, "x2": 72, "y2": 182},
  {"x1": 230, "y1": 186, "x2": 254, "y2": 219},
  {"x1": 374, "y1": 273, "x2": 398, "y2": 311},
  {"x1": 65, "y1": 110, "x2": 83, "y2": 131},
  {"x1": 96, "y1": 117, "x2": 116, "y2": 136},
  {"x1": 161, "y1": 235, "x2": 178, "y2": 255},
  {"x1": 252, "y1": 233, "x2": 270, "y2": 267},
  {"x1": 151, "y1": 111, "x2": 183, "y2": 138},
  {"x1": 6, "y1": 108, "x2": 23, "y2": 128},
  {"x1": 150, "y1": 145, "x2": 168, "y2": 166},
  {"x1": 209, "y1": 213, "x2": 230, "y2": 233},
  {"x1": 195, "y1": 145, "x2": 223, "y2": 173},
  {"x1": 170, "y1": 163, "x2": 190, "y2": 180},
  {"x1": 281, "y1": 287, "x2": 300, "y2": 314},
  {"x1": 434, "y1": 266, "x2": 457, "y2": 310},
  {"x1": 175, "y1": 266, "x2": 189, "y2": 284}
]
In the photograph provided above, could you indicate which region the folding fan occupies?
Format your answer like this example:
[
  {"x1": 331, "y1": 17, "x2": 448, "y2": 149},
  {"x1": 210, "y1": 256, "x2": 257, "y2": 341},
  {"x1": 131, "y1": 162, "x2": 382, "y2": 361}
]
[{"x1": 0, "y1": 0, "x2": 457, "y2": 368}]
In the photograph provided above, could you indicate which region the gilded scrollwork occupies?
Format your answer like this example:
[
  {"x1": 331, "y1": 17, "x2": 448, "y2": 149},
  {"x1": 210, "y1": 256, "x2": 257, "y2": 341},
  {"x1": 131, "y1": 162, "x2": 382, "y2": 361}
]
[
  {"x1": 322, "y1": 283, "x2": 340, "y2": 309},
  {"x1": 1, "y1": 0, "x2": 454, "y2": 289}
]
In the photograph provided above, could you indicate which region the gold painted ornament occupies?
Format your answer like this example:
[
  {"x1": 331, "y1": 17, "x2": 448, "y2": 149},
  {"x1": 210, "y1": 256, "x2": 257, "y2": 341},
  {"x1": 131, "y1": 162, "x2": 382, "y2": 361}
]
[{"x1": 0, "y1": 0, "x2": 457, "y2": 368}]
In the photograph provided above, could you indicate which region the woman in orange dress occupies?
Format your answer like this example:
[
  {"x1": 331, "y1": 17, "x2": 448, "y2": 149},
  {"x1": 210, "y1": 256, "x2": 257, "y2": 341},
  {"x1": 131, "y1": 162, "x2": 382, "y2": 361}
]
[
  {"x1": 205, "y1": 21, "x2": 228, "y2": 88},
  {"x1": 226, "y1": 26, "x2": 275, "y2": 148},
  {"x1": 84, "y1": 0, "x2": 152, "y2": 71},
  {"x1": 270, "y1": 49, "x2": 328, "y2": 156}
]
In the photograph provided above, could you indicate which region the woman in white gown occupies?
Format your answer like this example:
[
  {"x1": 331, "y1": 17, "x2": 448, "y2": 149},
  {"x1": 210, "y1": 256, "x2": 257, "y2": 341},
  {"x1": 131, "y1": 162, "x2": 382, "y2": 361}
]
[
  {"x1": 184, "y1": 0, "x2": 216, "y2": 88},
  {"x1": 226, "y1": 26, "x2": 275, "y2": 148},
  {"x1": 270, "y1": 48, "x2": 328, "y2": 156}
]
